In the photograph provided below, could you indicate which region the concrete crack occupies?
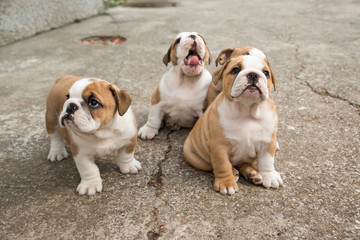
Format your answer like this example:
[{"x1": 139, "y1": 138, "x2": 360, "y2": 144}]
[
  {"x1": 304, "y1": 81, "x2": 360, "y2": 109},
  {"x1": 294, "y1": 45, "x2": 360, "y2": 111},
  {"x1": 146, "y1": 131, "x2": 173, "y2": 240}
]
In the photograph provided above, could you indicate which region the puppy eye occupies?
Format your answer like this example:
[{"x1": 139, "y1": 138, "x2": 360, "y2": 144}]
[
  {"x1": 89, "y1": 98, "x2": 101, "y2": 108},
  {"x1": 66, "y1": 93, "x2": 70, "y2": 99},
  {"x1": 230, "y1": 67, "x2": 241, "y2": 74},
  {"x1": 263, "y1": 70, "x2": 270, "y2": 78}
]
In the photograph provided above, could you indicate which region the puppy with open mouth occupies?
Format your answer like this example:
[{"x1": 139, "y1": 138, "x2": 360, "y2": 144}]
[
  {"x1": 138, "y1": 32, "x2": 212, "y2": 140},
  {"x1": 184, "y1": 49, "x2": 283, "y2": 195},
  {"x1": 45, "y1": 75, "x2": 142, "y2": 195}
]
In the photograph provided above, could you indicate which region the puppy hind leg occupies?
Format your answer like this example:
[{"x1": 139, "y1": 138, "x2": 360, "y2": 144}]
[
  {"x1": 183, "y1": 141, "x2": 212, "y2": 171},
  {"x1": 236, "y1": 163, "x2": 262, "y2": 185}
]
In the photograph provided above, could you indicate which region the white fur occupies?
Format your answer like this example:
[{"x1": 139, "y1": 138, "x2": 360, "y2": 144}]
[
  {"x1": 231, "y1": 55, "x2": 269, "y2": 101},
  {"x1": 139, "y1": 32, "x2": 212, "y2": 140},
  {"x1": 218, "y1": 99, "x2": 276, "y2": 166},
  {"x1": 48, "y1": 78, "x2": 141, "y2": 196},
  {"x1": 218, "y1": 99, "x2": 282, "y2": 189},
  {"x1": 59, "y1": 78, "x2": 101, "y2": 132},
  {"x1": 69, "y1": 107, "x2": 141, "y2": 195},
  {"x1": 47, "y1": 129, "x2": 68, "y2": 162},
  {"x1": 249, "y1": 48, "x2": 266, "y2": 60}
]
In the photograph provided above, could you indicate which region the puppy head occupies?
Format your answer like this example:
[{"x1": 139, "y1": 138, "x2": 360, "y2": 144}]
[
  {"x1": 220, "y1": 54, "x2": 277, "y2": 104},
  {"x1": 59, "y1": 78, "x2": 132, "y2": 133},
  {"x1": 162, "y1": 32, "x2": 211, "y2": 76},
  {"x1": 214, "y1": 47, "x2": 277, "y2": 90}
]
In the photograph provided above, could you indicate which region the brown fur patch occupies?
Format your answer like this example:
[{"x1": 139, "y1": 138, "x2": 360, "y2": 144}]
[
  {"x1": 82, "y1": 81, "x2": 118, "y2": 127},
  {"x1": 163, "y1": 38, "x2": 180, "y2": 66},
  {"x1": 109, "y1": 85, "x2": 132, "y2": 116},
  {"x1": 125, "y1": 134, "x2": 137, "y2": 154},
  {"x1": 198, "y1": 34, "x2": 211, "y2": 65},
  {"x1": 151, "y1": 85, "x2": 161, "y2": 105},
  {"x1": 46, "y1": 75, "x2": 82, "y2": 134}
]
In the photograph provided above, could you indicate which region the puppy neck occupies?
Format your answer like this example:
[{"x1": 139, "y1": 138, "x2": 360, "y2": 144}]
[
  {"x1": 221, "y1": 95, "x2": 266, "y2": 119},
  {"x1": 173, "y1": 66, "x2": 202, "y2": 86}
]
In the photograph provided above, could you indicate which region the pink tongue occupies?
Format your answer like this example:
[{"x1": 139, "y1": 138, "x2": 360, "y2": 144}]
[{"x1": 188, "y1": 55, "x2": 200, "y2": 65}]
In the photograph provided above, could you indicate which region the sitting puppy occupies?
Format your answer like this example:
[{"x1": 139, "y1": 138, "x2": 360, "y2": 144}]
[
  {"x1": 45, "y1": 75, "x2": 142, "y2": 195},
  {"x1": 138, "y1": 32, "x2": 212, "y2": 140},
  {"x1": 184, "y1": 49, "x2": 283, "y2": 195}
]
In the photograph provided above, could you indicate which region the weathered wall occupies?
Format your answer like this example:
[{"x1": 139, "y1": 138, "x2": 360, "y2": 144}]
[{"x1": 0, "y1": 0, "x2": 104, "y2": 46}]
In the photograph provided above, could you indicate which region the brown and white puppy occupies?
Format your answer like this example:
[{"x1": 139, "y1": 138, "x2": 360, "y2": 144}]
[
  {"x1": 184, "y1": 50, "x2": 282, "y2": 195},
  {"x1": 138, "y1": 32, "x2": 212, "y2": 140},
  {"x1": 45, "y1": 75, "x2": 142, "y2": 195},
  {"x1": 206, "y1": 46, "x2": 271, "y2": 108}
]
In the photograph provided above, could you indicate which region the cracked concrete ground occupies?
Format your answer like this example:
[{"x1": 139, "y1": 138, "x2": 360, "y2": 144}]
[{"x1": 1, "y1": 0, "x2": 359, "y2": 239}]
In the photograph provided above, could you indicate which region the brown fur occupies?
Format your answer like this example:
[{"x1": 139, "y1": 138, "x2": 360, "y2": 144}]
[
  {"x1": 46, "y1": 75, "x2": 133, "y2": 157},
  {"x1": 163, "y1": 38, "x2": 180, "y2": 67},
  {"x1": 151, "y1": 85, "x2": 161, "y2": 105},
  {"x1": 206, "y1": 47, "x2": 278, "y2": 108},
  {"x1": 184, "y1": 54, "x2": 279, "y2": 192}
]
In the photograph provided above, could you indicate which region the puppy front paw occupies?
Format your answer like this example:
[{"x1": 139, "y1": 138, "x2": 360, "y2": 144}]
[
  {"x1": 119, "y1": 159, "x2": 142, "y2": 174},
  {"x1": 260, "y1": 170, "x2": 283, "y2": 189},
  {"x1": 214, "y1": 175, "x2": 239, "y2": 195},
  {"x1": 77, "y1": 178, "x2": 103, "y2": 196},
  {"x1": 47, "y1": 148, "x2": 68, "y2": 162},
  {"x1": 138, "y1": 124, "x2": 159, "y2": 140}
]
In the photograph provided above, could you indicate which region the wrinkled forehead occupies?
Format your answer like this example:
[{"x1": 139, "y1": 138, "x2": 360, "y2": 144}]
[
  {"x1": 69, "y1": 78, "x2": 106, "y2": 98},
  {"x1": 242, "y1": 55, "x2": 265, "y2": 70},
  {"x1": 176, "y1": 32, "x2": 199, "y2": 39}
]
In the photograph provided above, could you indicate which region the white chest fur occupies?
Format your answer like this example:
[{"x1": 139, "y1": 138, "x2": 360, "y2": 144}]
[
  {"x1": 218, "y1": 99, "x2": 276, "y2": 165},
  {"x1": 159, "y1": 67, "x2": 212, "y2": 127},
  {"x1": 71, "y1": 108, "x2": 136, "y2": 156}
]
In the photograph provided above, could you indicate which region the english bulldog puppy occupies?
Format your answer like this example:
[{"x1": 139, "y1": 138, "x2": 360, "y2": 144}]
[
  {"x1": 206, "y1": 46, "x2": 268, "y2": 108},
  {"x1": 45, "y1": 75, "x2": 142, "y2": 195},
  {"x1": 138, "y1": 32, "x2": 212, "y2": 140},
  {"x1": 184, "y1": 50, "x2": 283, "y2": 195}
]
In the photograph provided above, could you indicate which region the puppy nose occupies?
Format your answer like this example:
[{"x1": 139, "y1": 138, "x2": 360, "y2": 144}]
[
  {"x1": 66, "y1": 103, "x2": 79, "y2": 114},
  {"x1": 189, "y1": 34, "x2": 196, "y2": 40},
  {"x1": 246, "y1": 72, "x2": 259, "y2": 85}
]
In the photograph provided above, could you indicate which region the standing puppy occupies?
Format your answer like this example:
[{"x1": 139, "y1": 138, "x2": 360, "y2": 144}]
[
  {"x1": 46, "y1": 75, "x2": 142, "y2": 195},
  {"x1": 184, "y1": 50, "x2": 282, "y2": 195},
  {"x1": 138, "y1": 32, "x2": 212, "y2": 140}
]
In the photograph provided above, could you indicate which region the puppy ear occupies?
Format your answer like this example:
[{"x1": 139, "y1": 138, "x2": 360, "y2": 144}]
[
  {"x1": 215, "y1": 48, "x2": 234, "y2": 67},
  {"x1": 198, "y1": 34, "x2": 211, "y2": 65},
  {"x1": 266, "y1": 60, "x2": 278, "y2": 91},
  {"x1": 270, "y1": 69, "x2": 278, "y2": 91},
  {"x1": 109, "y1": 85, "x2": 132, "y2": 116},
  {"x1": 163, "y1": 38, "x2": 180, "y2": 66},
  {"x1": 212, "y1": 61, "x2": 230, "y2": 85}
]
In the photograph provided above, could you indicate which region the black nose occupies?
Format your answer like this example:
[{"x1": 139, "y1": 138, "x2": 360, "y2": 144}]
[
  {"x1": 246, "y1": 72, "x2": 259, "y2": 85},
  {"x1": 66, "y1": 103, "x2": 78, "y2": 114},
  {"x1": 189, "y1": 34, "x2": 196, "y2": 40}
]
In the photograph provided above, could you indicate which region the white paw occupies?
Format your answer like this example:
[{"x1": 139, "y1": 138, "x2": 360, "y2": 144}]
[
  {"x1": 47, "y1": 148, "x2": 68, "y2": 162},
  {"x1": 260, "y1": 170, "x2": 283, "y2": 189},
  {"x1": 76, "y1": 178, "x2": 103, "y2": 196},
  {"x1": 220, "y1": 187, "x2": 237, "y2": 196},
  {"x1": 119, "y1": 159, "x2": 142, "y2": 174},
  {"x1": 138, "y1": 124, "x2": 158, "y2": 140}
]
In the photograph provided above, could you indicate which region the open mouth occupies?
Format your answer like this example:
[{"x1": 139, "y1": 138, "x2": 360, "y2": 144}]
[{"x1": 184, "y1": 42, "x2": 202, "y2": 67}]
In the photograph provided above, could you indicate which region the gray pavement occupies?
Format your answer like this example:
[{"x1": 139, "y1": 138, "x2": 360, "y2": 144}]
[{"x1": 1, "y1": 0, "x2": 359, "y2": 239}]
